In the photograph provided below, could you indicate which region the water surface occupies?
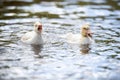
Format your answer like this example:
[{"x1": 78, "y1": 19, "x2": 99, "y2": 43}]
[{"x1": 0, "y1": 0, "x2": 120, "y2": 80}]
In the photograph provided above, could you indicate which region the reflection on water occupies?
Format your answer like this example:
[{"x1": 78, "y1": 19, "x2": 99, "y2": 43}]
[
  {"x1": 0, "y1": 0, "x2": 120, "y2": 80},
  {"x1": 31, "y1": 44, "x2": 43, "y2": 57},
  {"x1": 80, "y1": 44, "x2": 91, "y2": 54}
]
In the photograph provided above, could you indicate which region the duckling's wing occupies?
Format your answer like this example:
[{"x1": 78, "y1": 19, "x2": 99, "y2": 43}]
[
  {"x1": 67, "y1": 34, "x2": 80, "y2": 44},
  {"x1": 61, "y1": 33, "x2": 80, "y2": 44},
  {"x1": 21, "y1": 32, "x2": 33, "y2": 43}
]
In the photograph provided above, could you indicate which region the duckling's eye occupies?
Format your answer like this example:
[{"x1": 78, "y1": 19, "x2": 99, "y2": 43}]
[
  {"x1": 35, "y1": 25, "x2": 37, "y2": 27},
  {"x1": 84, "y1": 28, "x2": 89, "y2": 30}
]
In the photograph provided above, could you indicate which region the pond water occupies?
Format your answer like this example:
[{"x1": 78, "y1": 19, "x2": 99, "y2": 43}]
[{"x1": 0, "y1": 0, "x2": 120, "y2": 80}]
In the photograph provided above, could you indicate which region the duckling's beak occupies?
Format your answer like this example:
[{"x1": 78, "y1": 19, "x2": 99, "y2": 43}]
[
  {"x1": 87, "y1": 30, "x2": 93, "y2": 37},
  {"x1": 38, "y1": 25, "x2": 42, "y2": 32}
]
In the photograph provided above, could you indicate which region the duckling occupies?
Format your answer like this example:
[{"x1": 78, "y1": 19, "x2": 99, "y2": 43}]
[
  {"x1": 21, "y1": 22, "x2": 43, "y2": 45},
  {"x1": 61, "y1": 24, "x2": 94, "y2": 45}
]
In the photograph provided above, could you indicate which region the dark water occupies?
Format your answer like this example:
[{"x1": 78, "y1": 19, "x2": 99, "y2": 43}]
[{"x1": 0, "y1": 0, "x2": 120, "y2": 80}]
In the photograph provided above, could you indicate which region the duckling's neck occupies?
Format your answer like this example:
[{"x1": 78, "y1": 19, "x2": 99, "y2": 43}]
[
  {"x1": 80, "y1": 35, "x2": 92, "y2": 45},
  {"x1": 81, "y1": 34, "x2": 88, "y2": 38},
  {"x1": 81, "y1": 33, "x2": 92, "y2": 38},
  {"x1": 34, "y1": 30, "x2": 42, "y2": 35}
]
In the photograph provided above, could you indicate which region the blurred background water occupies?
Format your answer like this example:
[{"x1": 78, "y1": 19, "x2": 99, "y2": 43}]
[{"x1": 0, "y1": 0, "x2": 120, "y2": 80}]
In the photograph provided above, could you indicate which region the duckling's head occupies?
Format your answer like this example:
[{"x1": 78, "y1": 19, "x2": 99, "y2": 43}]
[
  {"x1": 34, "y1": 22, "x2": 42, "y2": 33},
  {"x1": 81, "y1": 24, "x2": 93, "y2": 37}
]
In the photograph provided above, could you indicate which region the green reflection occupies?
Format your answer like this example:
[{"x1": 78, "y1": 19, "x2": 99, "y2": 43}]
[{"x1": 30, "y1": 12, "x2": 59, "y2": 18}]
